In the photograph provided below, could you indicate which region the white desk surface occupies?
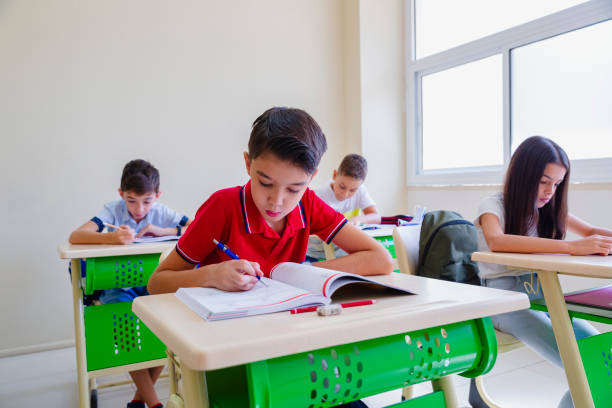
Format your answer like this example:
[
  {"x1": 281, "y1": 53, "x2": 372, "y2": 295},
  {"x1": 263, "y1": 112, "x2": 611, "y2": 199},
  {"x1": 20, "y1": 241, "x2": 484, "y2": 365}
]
[
  {"x1": 58, "y1": 242, "x2": 176, "y2": 259},
  {"x1": 133, "y1": 273, "x2": 529, "y2": 372},
  {"x1": 472, "y1": 251, "x2": 612, "y2": 278}
]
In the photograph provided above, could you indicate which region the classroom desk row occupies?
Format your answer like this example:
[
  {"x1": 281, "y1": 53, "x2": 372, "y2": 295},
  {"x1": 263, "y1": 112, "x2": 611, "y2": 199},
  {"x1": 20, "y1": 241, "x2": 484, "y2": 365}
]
[{"x1": 59, "y1": 241, "x2": 612, "y2": 408}]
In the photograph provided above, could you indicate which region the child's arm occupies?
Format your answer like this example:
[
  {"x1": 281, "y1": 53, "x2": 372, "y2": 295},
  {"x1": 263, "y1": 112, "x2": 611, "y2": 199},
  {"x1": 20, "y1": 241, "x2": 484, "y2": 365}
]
[
  {"x1": 69, "y1": 221, "x2": 135, "y2": 245},
  {"x1": 567, "y1": 213, "x2": 612, "y2": 238},
  {"x1": 480, "y1": 213, "x2": 612, "y2": 255},
  {"x1": 347, "y1": 205, "x2": 382, "y2": 225},
  {"x1": 136, "y1": 218, "x2": 193, "y2": 238},
  {"x1": 147, "y1": 249, "x2": 263, "y2": 294},
  {"x1": 314, "y1": 223, "x2": 393, "y2": 276}
]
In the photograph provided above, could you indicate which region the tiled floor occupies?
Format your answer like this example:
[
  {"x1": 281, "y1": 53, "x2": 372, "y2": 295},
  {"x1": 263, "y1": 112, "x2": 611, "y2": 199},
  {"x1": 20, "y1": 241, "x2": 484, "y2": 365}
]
[{"x1": 0, "y1": 345, "x2": 571, "y2": 407}]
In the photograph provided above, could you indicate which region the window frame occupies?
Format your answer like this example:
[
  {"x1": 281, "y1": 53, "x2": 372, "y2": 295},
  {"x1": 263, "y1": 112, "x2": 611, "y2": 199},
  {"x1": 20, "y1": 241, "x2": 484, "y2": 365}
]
[{"x1": 405, "y1": 0, "x2": 612, "y2": 186}]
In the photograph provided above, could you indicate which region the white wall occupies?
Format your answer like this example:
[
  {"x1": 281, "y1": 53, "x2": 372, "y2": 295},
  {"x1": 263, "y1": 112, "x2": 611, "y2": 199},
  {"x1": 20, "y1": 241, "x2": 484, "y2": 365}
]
[
  {"x1": 2, "y1": 0, "x2": 610, "y2": 354},
  {"x1": 358, "y1": 0, "x2": 407, "y2": 215},
  {"x1": 0, "y1": 0, "x2": 349, "y2": 354}
]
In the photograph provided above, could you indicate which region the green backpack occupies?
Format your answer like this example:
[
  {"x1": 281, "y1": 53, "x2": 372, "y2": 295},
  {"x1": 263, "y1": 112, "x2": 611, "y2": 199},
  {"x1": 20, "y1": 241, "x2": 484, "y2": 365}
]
[{"x1": 417, "y1": 210, "x2": 481, "y2": 286}]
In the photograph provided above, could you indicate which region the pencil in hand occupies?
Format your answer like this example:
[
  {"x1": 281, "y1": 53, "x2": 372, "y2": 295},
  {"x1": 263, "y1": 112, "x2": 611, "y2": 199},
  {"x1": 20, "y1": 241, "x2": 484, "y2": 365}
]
[{"x1": 212, "y1": 238, "x2": 268, "y2": 286}]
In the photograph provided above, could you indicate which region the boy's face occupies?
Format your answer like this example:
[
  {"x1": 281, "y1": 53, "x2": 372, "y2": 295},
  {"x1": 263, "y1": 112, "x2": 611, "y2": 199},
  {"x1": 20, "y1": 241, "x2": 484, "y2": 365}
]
[
  {"x1": 331, "y1": 170, "x2": 363, "y2": 202},
  {"x1": 118, "y1": 189, "x2": 160, "y2": 222},
  {"x1": 244, "y1": 152, "x2": 316, "y2": 229}
]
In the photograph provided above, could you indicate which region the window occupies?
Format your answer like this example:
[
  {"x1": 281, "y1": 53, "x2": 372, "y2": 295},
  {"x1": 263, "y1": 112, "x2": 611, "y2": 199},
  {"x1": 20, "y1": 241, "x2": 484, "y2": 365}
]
[
  {"x1": 422, "y1": 55, "x2": 503, "y2": 171},
  {"x1": 415, "y1": 0, "x2": 588, "y2": 58},
  {"x1": 511, "y1": 20, "x2": 612, "y2": 160},
  {"x1": 406, "y1": 0, "x2": 612, "y2": 185}
]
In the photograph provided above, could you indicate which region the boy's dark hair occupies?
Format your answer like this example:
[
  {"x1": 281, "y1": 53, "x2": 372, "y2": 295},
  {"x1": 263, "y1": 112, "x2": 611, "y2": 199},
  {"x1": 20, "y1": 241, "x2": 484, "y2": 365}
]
[
  {"x1": 248, "y1": 107, "x2": 327, "y2": 174},
  {"x1": 338, "y1": 154, "x2": 368, "y2": 180},
  {"x1": 504, "y1": 136, "x2": 570, "y2": 240},
  {"x1": 120, "y1": 159, "x2": 160, "y2": 194}
]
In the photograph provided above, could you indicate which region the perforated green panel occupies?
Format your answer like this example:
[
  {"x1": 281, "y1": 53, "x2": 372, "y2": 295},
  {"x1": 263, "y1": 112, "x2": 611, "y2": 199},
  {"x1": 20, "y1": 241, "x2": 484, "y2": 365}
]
[
  {"x1": 578, "y1": 331, "x2": 612, "y2": 408},
  {"x1": 205, "y1": 318, "x2": 495, "y2": 408},
  {"x1": 84, "y1": 254, "x2": 160, "y2": 294},
  {"x1": 374, "y1": 235, "x2": 397, "y2": 259},
  {"x1": 84, "y1": 302, "x2": 166, "y2": 371}
]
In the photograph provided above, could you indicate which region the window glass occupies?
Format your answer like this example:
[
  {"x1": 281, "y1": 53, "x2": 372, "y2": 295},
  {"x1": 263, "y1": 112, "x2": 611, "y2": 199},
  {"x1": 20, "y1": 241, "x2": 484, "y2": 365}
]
[
  {"x1": 415, "y1": 0, "x2": 586, "y2": 58},
  {"x1": 511, "y1": 20, "x2": 612, "y2": 160},
  {"x1": 422, "y1": 54, "x2": 503, "y2": 170}
]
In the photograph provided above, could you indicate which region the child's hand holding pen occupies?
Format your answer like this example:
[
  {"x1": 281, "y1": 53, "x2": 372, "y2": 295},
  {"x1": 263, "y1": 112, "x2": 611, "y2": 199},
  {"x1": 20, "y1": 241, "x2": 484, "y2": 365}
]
[
  {"x1": 211, "y1": 238, "x2": 267, "y2": 291},
  {"x1": 211, "y1": 259, "x2": 265, "y2": 291},
  {"x1": 104, "y1": 223, "x2": 135, "y2": 245}
]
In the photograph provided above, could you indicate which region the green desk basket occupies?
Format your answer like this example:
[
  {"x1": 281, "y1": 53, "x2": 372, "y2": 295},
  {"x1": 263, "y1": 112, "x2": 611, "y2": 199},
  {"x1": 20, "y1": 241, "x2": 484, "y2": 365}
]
[
  {"x1": 82, "y1": 253, "x2": 166, "y2": 371},
  {"x1": 374, "y1": 235, "x2": 397, "y2": 259},
  {"x1": 531, "y1": 300, "x2": 612, "y2": 406},
  {"x1": 204, "y1": 317, "x2": 496, "y2": 408},
  {"x1": 84, "y1": 301, "x2": 166, "y2": 371},
  {"x1": 577, "y1": 331, "x2": 612, "y2": 408},
  {"x1": 373, "y1": 235, "x2": 400, "y2": 273},
  {"x1": 84, "y1": 253, "x2": 161, "y2": 295}
]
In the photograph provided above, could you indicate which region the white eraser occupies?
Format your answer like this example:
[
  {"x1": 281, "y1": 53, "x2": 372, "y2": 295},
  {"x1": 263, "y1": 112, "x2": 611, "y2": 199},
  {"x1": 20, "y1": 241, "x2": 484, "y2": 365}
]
[{"x1": 317, "y1": 304, "x2": 343, "y2": 316}]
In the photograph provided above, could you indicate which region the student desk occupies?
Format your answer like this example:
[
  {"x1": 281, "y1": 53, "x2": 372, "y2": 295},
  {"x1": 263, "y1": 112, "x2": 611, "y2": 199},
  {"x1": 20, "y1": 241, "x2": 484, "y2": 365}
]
[
  {"x1": 133, "y1": 273, "x2": 529, "y2": 408},
  {"x1": 58, "y1": 242, "x2": 176, "y2": 408},
  {"x1": 472, "y1": 251, "x2": 612, "y2": 408}
]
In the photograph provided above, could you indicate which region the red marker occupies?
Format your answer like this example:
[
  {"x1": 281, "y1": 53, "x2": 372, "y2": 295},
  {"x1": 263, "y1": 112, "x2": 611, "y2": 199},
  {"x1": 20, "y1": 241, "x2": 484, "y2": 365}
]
[{"x1": 290, "y1": 299, "x2": 376, "y2": 314}]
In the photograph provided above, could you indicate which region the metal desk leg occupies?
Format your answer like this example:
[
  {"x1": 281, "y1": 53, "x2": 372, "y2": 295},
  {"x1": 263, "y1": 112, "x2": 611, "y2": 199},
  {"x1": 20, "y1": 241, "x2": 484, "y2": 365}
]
[
  {"x1": 71, "y1": 259, "x2": 90, "y2": 408},
  {"x1": 181, "y1": 365, "x2": 209, "y2": 408},
  {"x1": 432, "y1": 376, "x2": 458, "y2": 408},
  {"x1": 537, "y1": 270, "x2": 594, "y2": 408}
]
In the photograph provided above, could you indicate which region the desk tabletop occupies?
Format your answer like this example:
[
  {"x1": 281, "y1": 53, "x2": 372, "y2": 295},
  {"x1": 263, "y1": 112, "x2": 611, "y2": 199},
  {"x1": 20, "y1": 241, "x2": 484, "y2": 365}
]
[
  {"x1": 472, "y1": 251, "x2": 612, "y2": 278},
  {"x1": 58, "y1": 242, "x2": 176, "y2": 259},
  {"x1": 133, "y1": 273, "x2": 529, "y2": 371}
]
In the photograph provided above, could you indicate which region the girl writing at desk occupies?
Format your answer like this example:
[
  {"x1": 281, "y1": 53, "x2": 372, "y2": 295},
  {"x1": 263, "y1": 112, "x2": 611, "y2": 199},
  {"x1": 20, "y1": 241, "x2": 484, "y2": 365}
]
[{"x1": 474, "y1": 136, "x2": 612, "y2": 408}]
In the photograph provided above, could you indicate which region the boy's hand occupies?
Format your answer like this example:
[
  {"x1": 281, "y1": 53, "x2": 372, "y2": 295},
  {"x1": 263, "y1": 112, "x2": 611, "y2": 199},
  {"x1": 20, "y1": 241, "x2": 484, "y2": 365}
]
[
  {"x1": 136, "y1": 224, "x2": 172, "y2": 238},
  {"x1": 210, "y1": 260, "x2": 263, "y2": 291},
  {"x1": 113, "y1": 225, "x2": 136, "y2": 244}
]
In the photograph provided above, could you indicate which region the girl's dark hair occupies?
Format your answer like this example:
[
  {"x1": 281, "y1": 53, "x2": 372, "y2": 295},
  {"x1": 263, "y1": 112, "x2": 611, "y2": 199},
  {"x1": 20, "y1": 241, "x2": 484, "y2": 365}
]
[
  {"x1": 504, "y1": 136, "x2": 570, "y2": 239},
  {"x1": 120, "y1": 159, "x2": 160, "y2": 194},
  {"x1": 248, "y1": 107, "x2": 327, "y2": 174}
]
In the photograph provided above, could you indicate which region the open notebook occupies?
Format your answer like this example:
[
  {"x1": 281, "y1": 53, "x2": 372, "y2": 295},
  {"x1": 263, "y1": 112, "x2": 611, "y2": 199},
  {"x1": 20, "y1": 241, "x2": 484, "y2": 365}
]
[
  {"x1": 133, "y1": 235, "x2": 179, "y2": 243},
  {"x1": 175, "y1": 262, "x2": 412, "y2": 321}
]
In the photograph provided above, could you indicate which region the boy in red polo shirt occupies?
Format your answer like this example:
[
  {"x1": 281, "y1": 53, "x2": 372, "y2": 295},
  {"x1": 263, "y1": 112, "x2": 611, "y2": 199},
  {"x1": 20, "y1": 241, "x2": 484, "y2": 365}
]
[{"x1": 148, "y1": 107, "x2": 392, "y2": 296}]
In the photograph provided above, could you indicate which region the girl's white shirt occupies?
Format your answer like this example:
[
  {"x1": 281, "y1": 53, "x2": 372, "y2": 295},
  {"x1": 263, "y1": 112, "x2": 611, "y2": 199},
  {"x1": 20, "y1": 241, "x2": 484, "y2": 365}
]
[{"x1": 474, "y1": 192, "x2": 537, "y2": 279}]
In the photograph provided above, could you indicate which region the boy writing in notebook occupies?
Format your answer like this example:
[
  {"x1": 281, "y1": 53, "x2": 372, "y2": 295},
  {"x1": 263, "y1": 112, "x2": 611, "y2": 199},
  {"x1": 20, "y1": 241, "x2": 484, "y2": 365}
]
[
  {"x1": 148, "y1": 107, "x2": 392, "y2": 294},
  {"x1": 69, "y1": 159, "x2": 191, "y2": 408},
  {"x1": 70, "y1": 159, "x2": 190, "y2": 245}
]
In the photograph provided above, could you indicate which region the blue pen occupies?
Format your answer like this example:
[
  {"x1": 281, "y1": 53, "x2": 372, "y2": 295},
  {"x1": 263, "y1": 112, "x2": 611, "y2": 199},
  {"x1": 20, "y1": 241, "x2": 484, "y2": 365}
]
[{"x1": 212, "y1": 239, "x2": 267, "y2": 286}]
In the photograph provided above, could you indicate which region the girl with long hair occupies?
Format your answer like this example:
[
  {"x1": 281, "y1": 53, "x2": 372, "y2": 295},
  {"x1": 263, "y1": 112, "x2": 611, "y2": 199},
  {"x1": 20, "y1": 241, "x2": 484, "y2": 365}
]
[{"x1": 472, "y1": 136, "x2": 612, "y2": 408}]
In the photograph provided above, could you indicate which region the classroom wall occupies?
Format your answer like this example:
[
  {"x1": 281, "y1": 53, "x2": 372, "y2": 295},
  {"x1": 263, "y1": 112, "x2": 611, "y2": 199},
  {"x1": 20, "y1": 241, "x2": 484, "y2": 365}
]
[
  {"x1": 0, "y1": 0, "x2": 353, "y2": 355},
  {"x1": 358, "y1": 0, "x2": 407, "y2": 215},
  {"x1": 2, "y1": 0, "x2": 609, "y2": 355}
]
